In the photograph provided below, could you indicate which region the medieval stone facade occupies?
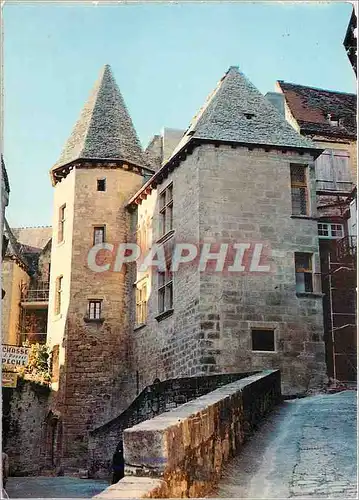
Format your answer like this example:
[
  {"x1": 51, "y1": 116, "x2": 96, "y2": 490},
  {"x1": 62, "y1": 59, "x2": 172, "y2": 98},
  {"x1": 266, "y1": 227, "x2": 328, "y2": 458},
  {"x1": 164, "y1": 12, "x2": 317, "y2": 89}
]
[{"x1": 2, "y1": 63, "x2": 356, "y2": 471}]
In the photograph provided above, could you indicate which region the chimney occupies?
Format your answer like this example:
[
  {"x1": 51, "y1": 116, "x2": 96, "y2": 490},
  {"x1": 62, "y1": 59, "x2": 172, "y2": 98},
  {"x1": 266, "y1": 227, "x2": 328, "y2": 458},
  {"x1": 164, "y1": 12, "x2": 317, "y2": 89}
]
[{"x1": 265, "y1": 92, "x2": 285, "y2": 117}]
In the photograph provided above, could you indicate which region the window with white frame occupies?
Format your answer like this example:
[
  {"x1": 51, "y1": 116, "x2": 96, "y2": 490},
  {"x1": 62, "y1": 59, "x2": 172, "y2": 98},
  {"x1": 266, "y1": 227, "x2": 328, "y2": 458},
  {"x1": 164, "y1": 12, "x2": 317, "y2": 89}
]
[
  {"x1": 315, "y1": 149, "x2": 352, "y2": 193},
  {"x1": 318, "y1": 223, "x2": 344, "y2": 239},
  {"x1": 159, "y1": 184, "x2": 173, "y2": 237},
  {"x1": 136, "y1": 281, "x2": 148, "y2": 325},
  {"x1": 158, "y1": 267, "x2": 173, "y2": 314},
  {"x1": 295, "y1": 253, "x2": 313, "y2": 293},
  {"x1": 88, "y1": 299, "x2": 102, "y2": 320}
]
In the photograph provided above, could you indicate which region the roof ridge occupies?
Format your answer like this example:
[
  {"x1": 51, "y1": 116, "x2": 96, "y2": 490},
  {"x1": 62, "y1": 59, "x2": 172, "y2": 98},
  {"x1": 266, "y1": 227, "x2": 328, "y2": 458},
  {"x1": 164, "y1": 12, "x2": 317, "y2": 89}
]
[
  {"x1": 278, "y1": 80, "x2": 356, "y2": 97},
  {"x1": 11, "y1": 225, "x2": 52, "y2": 229}
]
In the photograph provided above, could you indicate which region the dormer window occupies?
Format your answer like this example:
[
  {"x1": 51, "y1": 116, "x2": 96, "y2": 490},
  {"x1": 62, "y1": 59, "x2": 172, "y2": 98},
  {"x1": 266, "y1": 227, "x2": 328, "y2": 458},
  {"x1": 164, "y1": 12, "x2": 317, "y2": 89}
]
[{"x1": 327, "y1": 113, "x2": 341, "y2": 127}]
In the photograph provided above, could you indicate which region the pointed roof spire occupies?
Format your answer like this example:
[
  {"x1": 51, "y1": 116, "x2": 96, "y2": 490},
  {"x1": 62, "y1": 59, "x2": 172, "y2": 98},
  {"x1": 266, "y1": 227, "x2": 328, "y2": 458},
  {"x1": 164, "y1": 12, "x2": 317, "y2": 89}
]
[
  {"x1": 170, "y1": 66, "x2": 321, "y2": 158},
  {"x1": 51, "y1": 65, "x2": 146, "y2": 183}
]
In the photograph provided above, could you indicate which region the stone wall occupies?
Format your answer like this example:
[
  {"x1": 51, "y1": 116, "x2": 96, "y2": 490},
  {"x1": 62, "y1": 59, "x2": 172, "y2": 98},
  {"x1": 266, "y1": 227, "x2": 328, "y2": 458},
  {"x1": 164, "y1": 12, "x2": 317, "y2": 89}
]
[
  {"x1": 47, "y1": 165, "x2": 144, "y2": 468},
  {"x1": 197, "y1": 144, "x2": 327, "y2": 395},
  {"x1": 131, "y1": 147, "x2": 201, "y2": 389},
  {"x1": 2, "y1": 379, "x2": 50, "y2": 475},
  {"x1": 132, "y1": 143, "x2": 326, "y2": 396},
  {"x1": 88, "y1": 371, "x2": 255, "y2": 477},
  {"x1": 93, "y1": 370, "x2": 281, "y2": 499}
]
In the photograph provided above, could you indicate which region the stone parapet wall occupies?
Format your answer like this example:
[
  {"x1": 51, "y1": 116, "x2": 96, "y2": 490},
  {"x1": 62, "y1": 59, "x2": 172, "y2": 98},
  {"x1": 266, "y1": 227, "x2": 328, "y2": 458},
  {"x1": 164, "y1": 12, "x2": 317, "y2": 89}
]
[
  {"x1": 88, "y1": 371, "x2": 254, "y2": 477},
  {"x1": 93, "y1": 370, "x2": 281, "y2": 498}
]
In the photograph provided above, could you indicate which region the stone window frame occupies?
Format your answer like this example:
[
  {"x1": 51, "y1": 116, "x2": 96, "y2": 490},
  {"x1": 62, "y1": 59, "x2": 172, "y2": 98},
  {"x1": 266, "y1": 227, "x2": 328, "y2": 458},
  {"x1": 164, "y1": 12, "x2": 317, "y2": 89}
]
[
  {"x1": 290, "y1": 164, "x2": 310, "y2": 217},
  {"x1": 84, "y1": 299, "x2": 104, "y2": 323},
  {"x1": 55, "y1": 275, "x2": 63, "y2": 316},
  {"x1": 58, "y1": 204, "x2": 66, "y2": 244},
  {"x1": 248, "y1": 322, "x2": 278, "y2": 353},
  {"x1": 156, "y1": 264, "x2": 173, "y2": 320},
  {"x1": 135, "y1": 277, "x2": 148, "y2": 327},
  {"x1": 158, "y1": 183, "x2": 173, "y2": 238},
  {"x1": 93, "y1": 225, "x2": 106, "y2": 246}
]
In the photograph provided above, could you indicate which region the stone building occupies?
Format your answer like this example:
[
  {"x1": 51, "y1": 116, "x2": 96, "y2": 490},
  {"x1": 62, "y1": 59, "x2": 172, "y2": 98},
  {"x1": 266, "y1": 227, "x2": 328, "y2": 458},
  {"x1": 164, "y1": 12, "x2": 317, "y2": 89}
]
[
  {"x1": 276, "y1": 81, "x2": 357, "y2": 381},
  {"x1": 1, "y1": 225, "x2": 51, "y2": 346},
  {"x1": 44, "y1": 64, "x2": 332, "y2": 468}
]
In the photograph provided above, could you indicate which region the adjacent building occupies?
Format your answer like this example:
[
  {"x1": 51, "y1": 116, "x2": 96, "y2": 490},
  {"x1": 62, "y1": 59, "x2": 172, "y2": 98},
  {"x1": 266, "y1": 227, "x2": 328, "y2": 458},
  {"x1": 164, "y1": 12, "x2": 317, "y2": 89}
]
[
  {"x1": 277, "y1": 81, "x2": 357, "y2": 381},
  {"x1": 2, "y1": 225, "x2": 52, "y2": 346}
]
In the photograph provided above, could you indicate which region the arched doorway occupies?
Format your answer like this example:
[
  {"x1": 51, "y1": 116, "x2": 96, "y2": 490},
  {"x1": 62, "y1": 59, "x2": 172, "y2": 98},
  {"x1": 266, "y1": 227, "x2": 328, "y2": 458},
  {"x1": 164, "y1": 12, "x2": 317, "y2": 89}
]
[{"x1": 43, "y1": 410, "x2": 62, "y2": 469}]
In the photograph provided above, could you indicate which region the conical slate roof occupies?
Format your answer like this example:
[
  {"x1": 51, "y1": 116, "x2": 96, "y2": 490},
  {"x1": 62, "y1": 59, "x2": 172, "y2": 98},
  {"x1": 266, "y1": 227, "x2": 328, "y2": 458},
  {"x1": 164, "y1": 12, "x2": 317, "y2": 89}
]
[
  {"x1": 52, "y1": 65, "x2": 146, "y2": 173},
  {"x1": 171, "y1": 66, "x2": 321, "y2": 159}
]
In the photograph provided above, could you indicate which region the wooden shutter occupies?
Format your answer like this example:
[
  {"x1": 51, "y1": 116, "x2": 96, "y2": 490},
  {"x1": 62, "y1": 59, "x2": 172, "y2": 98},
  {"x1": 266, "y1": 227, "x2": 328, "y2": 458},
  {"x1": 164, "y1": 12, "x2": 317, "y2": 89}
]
[
  {"x1": 332, "y1": 150, "x2": 352, "y2": 192},
  {"x1": 315, "y1": 150, "x2": 334, "y2": 190}
]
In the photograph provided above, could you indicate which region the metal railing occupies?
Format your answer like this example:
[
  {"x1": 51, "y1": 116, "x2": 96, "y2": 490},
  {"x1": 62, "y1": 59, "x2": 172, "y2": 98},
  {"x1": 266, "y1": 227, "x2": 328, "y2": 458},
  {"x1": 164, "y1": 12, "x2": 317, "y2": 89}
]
[
  {"x1": 21, "y1": 281, "x2": 50, "y2": 302},
  {"x1": 20, "y1": 332, "x2": 47, "y2": 345},
  {"x1": 335, "y1": 236, "x2": 357, "y2": 263}
]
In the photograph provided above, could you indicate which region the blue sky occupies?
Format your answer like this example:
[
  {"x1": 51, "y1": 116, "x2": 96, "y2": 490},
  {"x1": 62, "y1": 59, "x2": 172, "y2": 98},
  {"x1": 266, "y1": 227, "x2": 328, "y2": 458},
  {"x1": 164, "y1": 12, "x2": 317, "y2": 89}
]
[{"x1": 3, "y1": 1, "x2": 356, "y2": 227}]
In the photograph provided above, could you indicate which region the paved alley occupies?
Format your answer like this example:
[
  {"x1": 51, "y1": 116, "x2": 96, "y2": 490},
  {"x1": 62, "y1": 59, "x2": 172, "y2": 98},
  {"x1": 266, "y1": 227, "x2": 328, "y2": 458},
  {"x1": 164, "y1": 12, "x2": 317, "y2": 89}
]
[
  {"x1": 5, "y1": 476, "x2": 109, "y2": 498},
  {"x1": 211, "y1": 390, "x2": 357, "y2": 499}
]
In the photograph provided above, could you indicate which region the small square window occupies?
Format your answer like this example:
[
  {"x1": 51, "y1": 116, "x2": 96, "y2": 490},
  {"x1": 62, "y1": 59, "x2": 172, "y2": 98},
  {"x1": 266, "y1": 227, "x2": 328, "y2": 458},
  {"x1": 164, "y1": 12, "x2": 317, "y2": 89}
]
[
  {"x1": 97, "y1": 179, "x2": 106, "y2": 191},
  {"x1": 251, "y1": 329, "x2": 275, "y2": 351}
]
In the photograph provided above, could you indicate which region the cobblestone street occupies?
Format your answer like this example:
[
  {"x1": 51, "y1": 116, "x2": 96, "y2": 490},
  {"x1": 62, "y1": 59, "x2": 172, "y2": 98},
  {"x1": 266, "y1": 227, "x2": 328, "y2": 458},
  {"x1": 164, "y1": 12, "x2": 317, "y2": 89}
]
[{"x1": 211, "y1": 390, "x2": 357, "y2": 499}]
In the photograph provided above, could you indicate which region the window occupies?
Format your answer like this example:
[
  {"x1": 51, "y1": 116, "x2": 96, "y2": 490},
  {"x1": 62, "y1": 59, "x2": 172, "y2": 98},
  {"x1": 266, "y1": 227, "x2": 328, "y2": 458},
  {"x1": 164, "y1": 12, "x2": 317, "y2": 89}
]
[
  {"x1": 295, "y1": 253, "x2": 313, "y2": 293},
  {"x1": 159, "y1": 184, "x2": 173, "y2": 237},
  {"x1": 88, "y1": 300, "x2": 102, "y2": 320},
  {"x1": 318, "y1": 223, "x2": 344, "y2": 239},
  {"x1": 97, "y1": 178, "x2": 106, "y2": 191},
  {"x1": 50, "y1": 345, "x2": 60, "y2": 383},
  {"x1": 55, "y1": 276, "x2": 63, "y2": 315},
  {"x1": 136, "y1": 281, "x2": 148, "y2": 325},
  {"x1": 290, "y1": 165, "x2": 308, "y2": 216},
  {"x1": 316, "y1": 150, "x2": 352, "y2": 193},
  {"x1": 158, "y1": 267, "x2": 173, "y2": 314},
  {"x1": 58, "y1": 205, "x2": 66, "y2": 243},
  {"x1": 93, "y1": 226, "x2": 105, "y2": 245},
  {"x1": 251, "y1": 329, "x2": 275, "y2": 351}
]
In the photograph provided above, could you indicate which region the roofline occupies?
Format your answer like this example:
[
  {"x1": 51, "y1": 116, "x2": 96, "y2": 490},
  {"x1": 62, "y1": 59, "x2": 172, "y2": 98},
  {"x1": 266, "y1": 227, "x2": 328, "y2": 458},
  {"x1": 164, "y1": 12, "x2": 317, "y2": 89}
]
[
  {"x1": 1, "y1": 156, "x2": 10, "y2": 194},
  {"x1": 298, "y1": 123, "x2": 357, "y2": 141},
  {"x1": 127, "y1": 138, "x2": 323, "y2": 208},
  {"x1": 50, "y1": 157, "x2": 155, "y2": 186},
  {"x1": 277, "y1": 80, "x2": 357, "y2": 97}
]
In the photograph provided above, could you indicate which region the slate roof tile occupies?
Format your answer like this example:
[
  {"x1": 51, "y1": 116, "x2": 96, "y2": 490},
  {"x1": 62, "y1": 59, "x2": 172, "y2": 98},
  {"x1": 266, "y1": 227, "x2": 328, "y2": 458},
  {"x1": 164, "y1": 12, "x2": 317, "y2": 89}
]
[
  {"x1": 52, "y1": 65, "x2": 146, "y2": 174},
  {"x1": 277, "y1": 81, "x2": 357, "y2": 139}
]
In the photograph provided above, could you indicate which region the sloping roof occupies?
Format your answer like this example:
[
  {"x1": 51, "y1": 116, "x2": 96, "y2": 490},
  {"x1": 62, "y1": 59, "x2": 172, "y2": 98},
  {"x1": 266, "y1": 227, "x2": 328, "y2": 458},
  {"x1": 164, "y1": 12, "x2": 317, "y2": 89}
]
[
  {"x1": 277, "y1": 81, "x2": 357, "y2": 139},
  {"x1": 1, "y1": 156, "x2": 10, "y2": 194},
  {"x1": 11, "y1": 226, "x2": 52, "y2": 250},
  {"x1": 51, "y1": 65, "x2": 146, "y2": 176},
  {"x1": 3, "y1": 219, "x2": 30, "y2": 272},
  {"x1": 170, "y1": 66, "x2": 319, "y2": 159},
  {"x1": 128, "y1": 67, "x2": 322, "y2": 208}
]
